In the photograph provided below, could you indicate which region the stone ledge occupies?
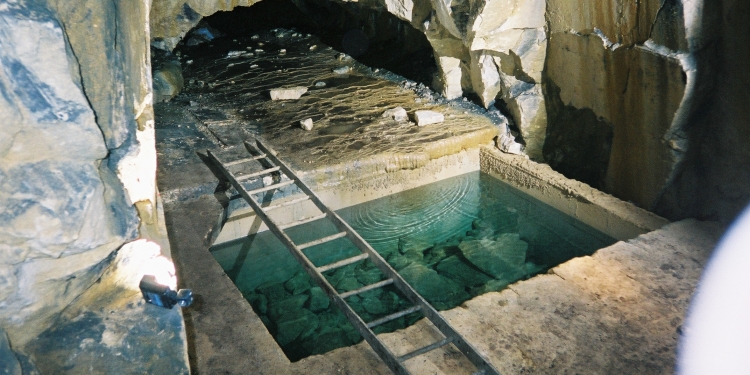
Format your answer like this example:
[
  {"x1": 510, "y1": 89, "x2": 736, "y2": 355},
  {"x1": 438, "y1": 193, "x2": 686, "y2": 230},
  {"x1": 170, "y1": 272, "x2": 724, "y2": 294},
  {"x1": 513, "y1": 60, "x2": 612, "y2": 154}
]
[
  {"x1": 347, "y1": 219, "x2": 723, "y2": 374},
  {"x1": 480, "y1": 146, "x2": 669, "y2": 240}
]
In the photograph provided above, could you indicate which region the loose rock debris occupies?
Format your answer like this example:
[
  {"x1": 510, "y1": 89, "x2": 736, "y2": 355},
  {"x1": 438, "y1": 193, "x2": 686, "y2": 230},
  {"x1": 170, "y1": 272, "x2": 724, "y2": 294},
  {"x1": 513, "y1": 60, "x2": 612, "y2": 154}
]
[
  {"x1": 270, "y1": 86, "x2": 308, "y2": 100},
  {"x1": 414, "y1": 110, "x2": 444, "y2": 126},
  {"x1": 382, "y1": 107, "x2": 408, "y2": 122},
  {"x1": 300, "y1": 118, "x2": 314, "y2": 130}
]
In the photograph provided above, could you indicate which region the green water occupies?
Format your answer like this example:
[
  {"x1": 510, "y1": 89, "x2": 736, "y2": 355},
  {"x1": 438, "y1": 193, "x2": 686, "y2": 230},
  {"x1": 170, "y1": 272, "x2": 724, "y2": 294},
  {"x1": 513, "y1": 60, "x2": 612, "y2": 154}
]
[{"x1": 210, "y1": 172, "x2": 615, "y2": 361}]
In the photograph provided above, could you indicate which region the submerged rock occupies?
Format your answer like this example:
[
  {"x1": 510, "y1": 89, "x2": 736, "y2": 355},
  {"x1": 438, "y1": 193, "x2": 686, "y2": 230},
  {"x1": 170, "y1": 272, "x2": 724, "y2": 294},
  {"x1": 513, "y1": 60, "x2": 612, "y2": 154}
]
[
  {"x1": 381, "y1": 107, "x2": 408, "y2": 122},
  {"x1": 398, "y1": 263, "x2": 469, "y2": 310},
  {"x1": 270, "y1": 86, "x2": 308, "y2": 100},
  {"x1": 361, "y1": 297, "x2": 388, "y2": 315},
  {"x1": 398, "y1": 237, "x2": 433, "y2": 254},
  {"x1": 335, "y1": 277, "x2": 363, "y2": 293},
  {"x1": 267, "y1": 294, "x2": 309, "y2": 322},
  {"x1": 436, "y1": 255, "x2": 493, "y2": 288},
  {"x1": 478, "y1": 204, "x2": 519, "y2": 235},
  {"x1": 355, "y1": 265, "x2": 383, "y2": 286},
  {"x1": 414, "y1": 110, "x2": 444, "y2": 126},
  {"x1": 423, "y1": 243, "x2": 460, "y2": 267},
  {"x1": 307, "y1": 287, "x2": 330, "y2": 312},
  {"x1": 459, "y1": 234, "x2": 528, "y2": 281},
  {"x1": 386, "y1": 253, "x2": 411, "y2": 271},
  {"x1": 256, "y1": 282, "x2": 291, "y2": 303},
  {"x1": 466, "y1": 218, "x2": 496, "y2": 239},
  {"x1": 284, "y1": 272, "x2": 312, "y2": 295},
  {"x1": 247, "y1": 294, "x2": 268, "y2": 315},
  {"x1": 398, "y1": 237, "x2": 431, "y2": 262},
  {"x1": 275, "y1": 308, "x2": 318, "y2": 347},
  {"x1": 470, "y1": 279, "x2": 512, "y2": 296}
]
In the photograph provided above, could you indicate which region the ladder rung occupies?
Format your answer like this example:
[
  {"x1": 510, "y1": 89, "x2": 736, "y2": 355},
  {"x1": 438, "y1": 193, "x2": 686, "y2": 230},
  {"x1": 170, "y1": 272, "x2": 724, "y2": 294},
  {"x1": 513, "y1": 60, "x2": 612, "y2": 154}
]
[
  {"x1": 397, "y1": 337, "x2": 453, "y2": 363},
  {"x1": 366, "y1": 305, "x2": 421, "y2": 329},
  {"x1": 317, "y1": 253, "x2": 369, "y2": 273},
  {"x1": 297, "y1": 232, "x2": 348, "y2": 250},
  {"x1": 245, "y1": 179, "x2": 295, "y2": 195},
  {"x1": 340, "y1": 278, "x2": 394, "y2": 299},
  {"x1": 236, "y1": 166, "x2": 281, "y2": 181},
  {"x1": 210, "y1": 140, "x2": 503, "y2": 375},
  {"x1": 224, "y1": 154, "x2": 267, "y2": 166},
  {"x1": 262, "y1": 195, "x2": 310, "y2": 212},
  {"x1": 278, "y1": 213, "x2": 327, "y2": 230}
]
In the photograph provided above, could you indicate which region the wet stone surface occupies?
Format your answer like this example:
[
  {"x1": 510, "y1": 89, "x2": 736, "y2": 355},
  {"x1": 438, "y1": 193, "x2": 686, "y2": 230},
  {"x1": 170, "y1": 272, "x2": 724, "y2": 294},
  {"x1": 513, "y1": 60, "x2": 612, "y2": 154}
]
[{"x1": 163, "y1": 27, "x2": 498, "y2": 175}]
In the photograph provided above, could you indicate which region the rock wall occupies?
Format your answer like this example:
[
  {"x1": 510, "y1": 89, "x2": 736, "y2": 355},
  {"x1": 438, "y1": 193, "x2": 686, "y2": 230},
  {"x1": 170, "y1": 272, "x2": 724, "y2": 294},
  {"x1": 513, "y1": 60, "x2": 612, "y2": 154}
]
[
  {"x1": 0, "y1": 0, "x2": 153, "y2": 346},
  {"x1": 542, "y1": 0, "x2": 692, "y2": 211},
  {"x1": 653, "y1": 0, "x2": 750, "y2": 223},
  {"x1": 544, "y1": 0, "x2": 750, "y2": 222}
]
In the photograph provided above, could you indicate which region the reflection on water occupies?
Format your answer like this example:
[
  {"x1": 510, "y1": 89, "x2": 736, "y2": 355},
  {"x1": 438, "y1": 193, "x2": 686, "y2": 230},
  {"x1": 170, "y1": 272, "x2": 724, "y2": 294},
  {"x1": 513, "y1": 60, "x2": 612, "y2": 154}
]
[{"x1": 210, "y1": 172, "x2": 615, "y2": 361}]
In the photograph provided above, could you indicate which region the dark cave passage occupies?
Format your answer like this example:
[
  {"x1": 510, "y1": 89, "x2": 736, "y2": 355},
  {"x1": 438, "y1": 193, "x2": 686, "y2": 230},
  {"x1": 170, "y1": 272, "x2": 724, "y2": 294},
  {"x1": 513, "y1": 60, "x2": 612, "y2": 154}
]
[{"x1": 190, "y1": 0, "x2": 436, "y2": 85}]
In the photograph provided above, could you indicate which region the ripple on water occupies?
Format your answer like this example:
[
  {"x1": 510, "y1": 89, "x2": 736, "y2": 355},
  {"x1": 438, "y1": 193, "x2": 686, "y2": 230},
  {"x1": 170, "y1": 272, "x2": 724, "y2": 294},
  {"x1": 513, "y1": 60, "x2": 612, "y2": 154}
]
[{"x1": 342, "y1": 173, "x2": 479, "y2": 251}]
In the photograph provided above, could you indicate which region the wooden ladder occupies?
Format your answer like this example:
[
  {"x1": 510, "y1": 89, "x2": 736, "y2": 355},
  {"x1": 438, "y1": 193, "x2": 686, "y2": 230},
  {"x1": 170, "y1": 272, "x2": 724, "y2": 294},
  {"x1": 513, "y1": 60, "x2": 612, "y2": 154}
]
[{"x1": 207, "y1": 139, "x2": 500, "y2": 375}]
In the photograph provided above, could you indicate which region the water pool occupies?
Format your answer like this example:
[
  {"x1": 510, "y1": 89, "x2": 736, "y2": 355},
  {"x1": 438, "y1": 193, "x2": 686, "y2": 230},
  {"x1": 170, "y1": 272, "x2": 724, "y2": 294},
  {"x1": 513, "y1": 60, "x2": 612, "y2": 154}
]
[{"x1": 210, "y1": 171, "x2": 616, "y2": 360}]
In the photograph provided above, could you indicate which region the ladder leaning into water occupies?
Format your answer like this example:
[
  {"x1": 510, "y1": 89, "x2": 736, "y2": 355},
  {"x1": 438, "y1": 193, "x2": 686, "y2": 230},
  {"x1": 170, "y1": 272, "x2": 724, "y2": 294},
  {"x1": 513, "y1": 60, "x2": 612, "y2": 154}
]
[{"x1": 207, "y1": 139, "x2": 500, "y2": 375}]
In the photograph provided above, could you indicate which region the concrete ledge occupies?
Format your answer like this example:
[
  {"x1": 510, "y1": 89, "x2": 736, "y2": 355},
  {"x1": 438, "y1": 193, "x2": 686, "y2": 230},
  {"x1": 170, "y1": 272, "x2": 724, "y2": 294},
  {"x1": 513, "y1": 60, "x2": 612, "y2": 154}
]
[
  {"x1": 214, "y1": 148, "x2": 481, "y2": 245},
  {"x1": 480, "y1": 147, "x2": 669, "y2": 240}
]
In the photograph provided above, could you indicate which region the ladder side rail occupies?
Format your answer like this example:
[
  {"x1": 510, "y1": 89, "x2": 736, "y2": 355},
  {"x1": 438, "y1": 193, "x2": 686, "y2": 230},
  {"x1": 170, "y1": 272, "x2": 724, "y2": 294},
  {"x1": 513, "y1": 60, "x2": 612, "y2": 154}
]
[
  {"x1": 207, "y1": 150, "x2": 411, "y2": 375},
  {"x1": 328, "y1": 209, "x2": 499, "y2": 374},
  {"x1": 252, "y1": 141, "x2": 500, "y2": 375}
]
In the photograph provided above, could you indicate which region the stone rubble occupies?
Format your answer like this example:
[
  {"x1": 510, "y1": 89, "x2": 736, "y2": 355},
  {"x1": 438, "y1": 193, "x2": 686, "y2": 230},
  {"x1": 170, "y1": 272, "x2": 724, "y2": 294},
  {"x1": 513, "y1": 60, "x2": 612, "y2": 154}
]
[
  {"x1": 227, "y1": 50, "x2": 246, "y2": 57},
  {"x1": 270, "y1": 86, "x2": 308, "y2": 100},
  {"x1": 332, "y1": 66, "x2": 351, "y2": 75},
  {"x1": 414, "y1": 110, "x2": 444, "y2": 126},
  {"x1": 495, "y1": 121, "x2": 525, "y2": 155},
  {"x1": 152, "y1": 50, "x2": 184, "y2": 103},
  {"x1": 300, "y1": 118, "x2": 314, "y2": 131},
  {"x1": 381, "y1": 107, "x2": 408, "y2": 122}
]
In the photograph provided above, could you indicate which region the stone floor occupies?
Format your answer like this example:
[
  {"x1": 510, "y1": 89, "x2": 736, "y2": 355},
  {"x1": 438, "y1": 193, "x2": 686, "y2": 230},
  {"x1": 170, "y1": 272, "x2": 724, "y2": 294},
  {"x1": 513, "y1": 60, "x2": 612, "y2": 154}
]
[{"x1": 156, "y1": 28, "x2": 725, "y2": 375}]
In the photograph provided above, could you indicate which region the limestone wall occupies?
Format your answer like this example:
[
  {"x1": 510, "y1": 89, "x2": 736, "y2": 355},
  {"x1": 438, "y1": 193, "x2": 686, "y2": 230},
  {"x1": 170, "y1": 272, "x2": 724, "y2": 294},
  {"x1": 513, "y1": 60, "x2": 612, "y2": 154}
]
[
  {"x1": 653, "y1": 0, "x2": 750, "y2": 223},
  {"x1": 544, "y1": 0, "x2": 750, "y2": 222},
  {"x1": 543, "y1": 0, "x2": 692, "y2": 211},
  {"x1": 0, "y1": 0, "x2": 154, "y2": 346}
]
